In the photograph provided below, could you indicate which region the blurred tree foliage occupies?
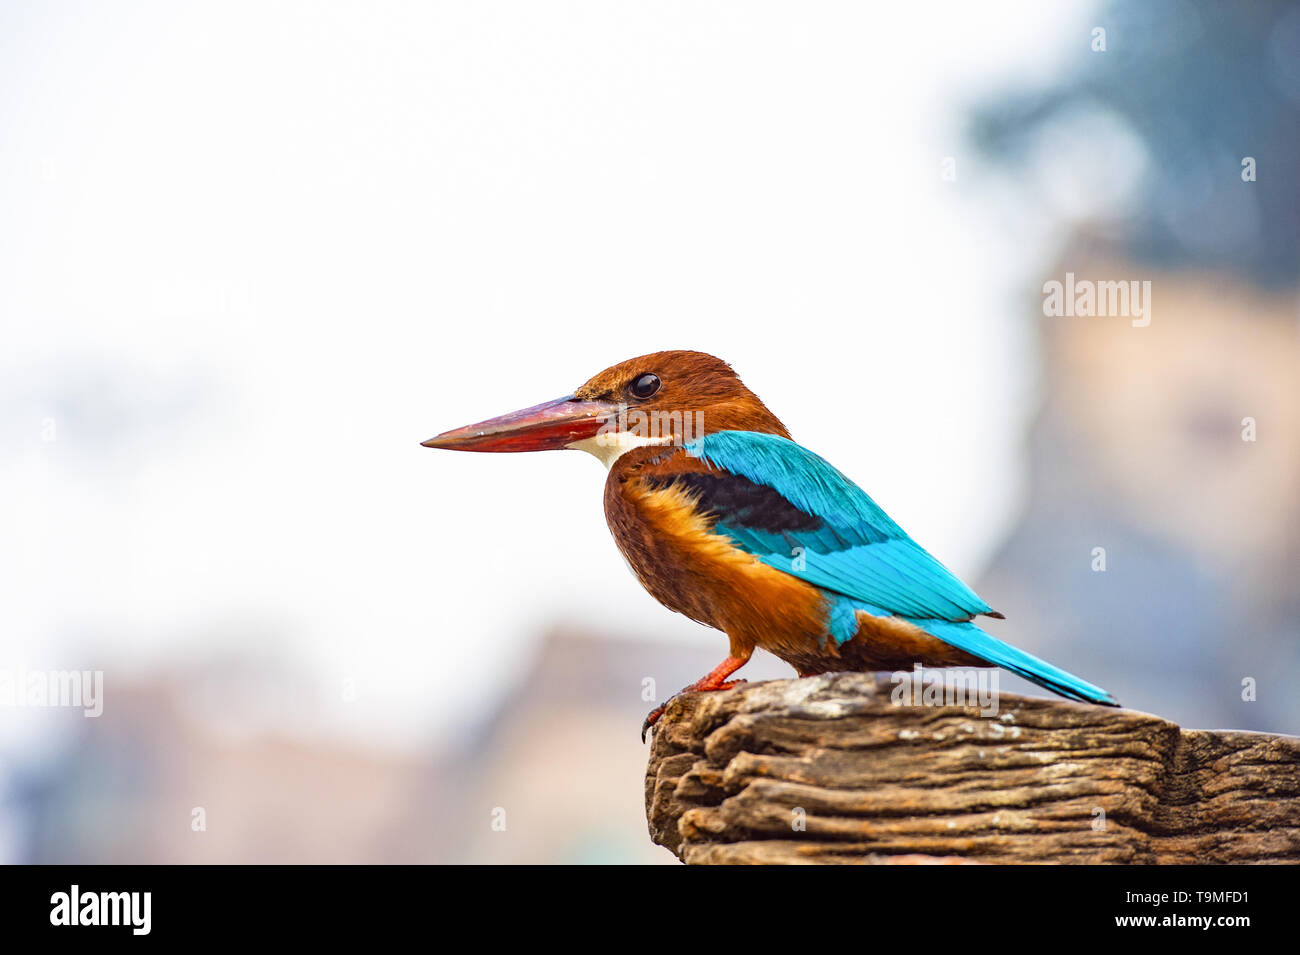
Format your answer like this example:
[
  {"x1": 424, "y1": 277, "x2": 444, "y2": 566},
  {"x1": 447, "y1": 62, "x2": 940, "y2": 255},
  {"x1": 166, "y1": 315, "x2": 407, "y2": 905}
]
[{"x1": 971, "y1": 0, "x2": 1299, "y2": 288}]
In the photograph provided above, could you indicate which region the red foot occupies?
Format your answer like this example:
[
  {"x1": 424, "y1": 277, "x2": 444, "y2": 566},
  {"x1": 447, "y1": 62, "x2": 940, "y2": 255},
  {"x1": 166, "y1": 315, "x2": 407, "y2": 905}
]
[{"x1": 641, "y1": 656, "x2": 750, "y2": 742}]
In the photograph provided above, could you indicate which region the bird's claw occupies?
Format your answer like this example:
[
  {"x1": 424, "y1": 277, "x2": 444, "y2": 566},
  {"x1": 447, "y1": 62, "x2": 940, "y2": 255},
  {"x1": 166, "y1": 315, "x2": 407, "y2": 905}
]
[
  {"x1": 640, "y1": 679, "x2": 751, "y2": 742},
  {"x1": 641, "y1": 701, "x2": 670, "y2": 743}
]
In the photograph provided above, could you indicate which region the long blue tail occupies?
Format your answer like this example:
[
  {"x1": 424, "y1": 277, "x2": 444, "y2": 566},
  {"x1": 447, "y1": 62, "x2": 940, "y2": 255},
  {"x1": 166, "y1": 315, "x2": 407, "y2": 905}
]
[{"x1": 909, "y1": 617, "x2": 1120, "y2": 706}]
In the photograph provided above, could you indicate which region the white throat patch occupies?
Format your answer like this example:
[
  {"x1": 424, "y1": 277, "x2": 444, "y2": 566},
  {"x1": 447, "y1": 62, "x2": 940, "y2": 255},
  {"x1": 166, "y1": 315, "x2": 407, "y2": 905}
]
[{"x1": 567, "y1": 432, "x2": 674, "y2": 469}]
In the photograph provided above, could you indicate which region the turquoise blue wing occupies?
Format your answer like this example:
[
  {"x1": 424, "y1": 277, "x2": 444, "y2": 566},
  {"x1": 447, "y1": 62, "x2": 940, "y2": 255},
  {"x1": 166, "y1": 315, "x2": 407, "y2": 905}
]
[
  {"x1": 682, "y1": 430, "x2": 995, "y2": 623},
  {"x1": 676, "y1": 430, "x2": 1118, "y2": 706}
]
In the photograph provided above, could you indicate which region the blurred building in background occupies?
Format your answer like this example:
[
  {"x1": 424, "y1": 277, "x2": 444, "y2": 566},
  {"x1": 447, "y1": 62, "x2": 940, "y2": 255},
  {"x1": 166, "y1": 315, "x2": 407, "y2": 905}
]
[
  {"x1": 971, "y1": 0, "x2": 1300, "y2": 732},
  {"x1": 18, "y1": 629, "x2": 792, "y2": 863}
]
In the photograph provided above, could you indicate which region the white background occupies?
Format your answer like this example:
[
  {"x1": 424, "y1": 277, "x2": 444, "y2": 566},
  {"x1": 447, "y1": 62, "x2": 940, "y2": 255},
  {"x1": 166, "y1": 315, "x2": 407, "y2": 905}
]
[{"x1": 0, "y1": 1, "x2": 1098, "y2": 761}]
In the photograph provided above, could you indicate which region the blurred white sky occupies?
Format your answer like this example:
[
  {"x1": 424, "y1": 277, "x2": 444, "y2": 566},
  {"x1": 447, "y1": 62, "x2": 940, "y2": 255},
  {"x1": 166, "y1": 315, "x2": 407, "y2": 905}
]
[{"x1": 0, "y1": 1, "x2": 1099, "y2": 753}]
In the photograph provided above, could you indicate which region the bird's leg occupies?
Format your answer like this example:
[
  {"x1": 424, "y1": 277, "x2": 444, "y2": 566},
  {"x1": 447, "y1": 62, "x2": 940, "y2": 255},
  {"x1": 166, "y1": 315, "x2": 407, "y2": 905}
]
[{"x1": 642, "y1": 654, "x2": 751, "y2": 742}]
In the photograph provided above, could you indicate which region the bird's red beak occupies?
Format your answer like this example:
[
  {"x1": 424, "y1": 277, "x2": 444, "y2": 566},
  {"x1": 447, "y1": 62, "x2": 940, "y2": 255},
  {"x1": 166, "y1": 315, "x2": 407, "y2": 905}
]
[{"x1": 421, "y1": 395, "x2": 618, "y2": 452}]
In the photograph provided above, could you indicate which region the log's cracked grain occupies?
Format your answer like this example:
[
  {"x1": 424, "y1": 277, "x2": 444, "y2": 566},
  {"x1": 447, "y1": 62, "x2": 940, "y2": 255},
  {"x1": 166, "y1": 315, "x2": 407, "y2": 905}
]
[{"x1": 646, "y1": 672, "x2": 1300, "y2": 865}]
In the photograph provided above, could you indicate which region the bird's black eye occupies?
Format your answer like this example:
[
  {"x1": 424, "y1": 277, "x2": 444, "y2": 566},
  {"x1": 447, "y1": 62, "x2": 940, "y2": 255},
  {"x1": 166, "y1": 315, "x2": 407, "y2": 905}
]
[{"x1": 628, "y1": 372, "x2": 661, "y2": 400}]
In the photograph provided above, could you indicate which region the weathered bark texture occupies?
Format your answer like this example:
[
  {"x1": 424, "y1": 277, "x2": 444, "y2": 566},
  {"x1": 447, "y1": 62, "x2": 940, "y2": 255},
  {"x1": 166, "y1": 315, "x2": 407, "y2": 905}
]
[{"x1": 645, "y1": 673, "x2": 1300, "y2": 864}]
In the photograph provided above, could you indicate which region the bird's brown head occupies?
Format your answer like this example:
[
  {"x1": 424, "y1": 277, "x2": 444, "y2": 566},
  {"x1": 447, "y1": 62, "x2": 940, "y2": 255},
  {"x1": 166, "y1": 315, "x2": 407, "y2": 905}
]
[{"x1": 421, "y1": 349, "x2": 789, "y2": 458}]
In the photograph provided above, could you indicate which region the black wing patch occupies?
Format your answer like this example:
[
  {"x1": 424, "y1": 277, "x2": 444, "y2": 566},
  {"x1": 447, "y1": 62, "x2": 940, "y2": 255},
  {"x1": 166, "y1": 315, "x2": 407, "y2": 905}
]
[{"x1": 644, "y1": 472, "x2": 823, "y2": 533}]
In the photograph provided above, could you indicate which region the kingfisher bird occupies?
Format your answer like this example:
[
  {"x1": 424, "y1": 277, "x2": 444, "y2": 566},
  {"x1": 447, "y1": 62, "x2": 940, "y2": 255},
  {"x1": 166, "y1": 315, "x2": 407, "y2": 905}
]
[{"x1": 422, "y1": 350, "x2": 1119, "y2": 739}]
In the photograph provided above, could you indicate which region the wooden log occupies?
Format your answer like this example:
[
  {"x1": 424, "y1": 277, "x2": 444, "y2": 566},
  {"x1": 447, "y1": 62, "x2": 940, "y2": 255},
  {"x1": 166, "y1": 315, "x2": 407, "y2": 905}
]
[{"x1": 644, "y1": 672, "x2": 1300, "y2": 864}]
